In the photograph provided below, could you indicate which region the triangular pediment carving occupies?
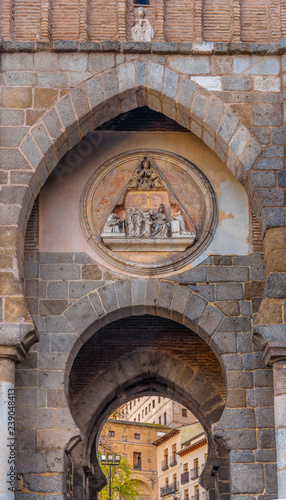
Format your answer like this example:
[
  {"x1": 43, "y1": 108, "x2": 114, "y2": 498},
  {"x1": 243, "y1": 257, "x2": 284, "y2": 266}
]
[
  {"x1": 127, "y1": 154, "x2": 165, "y2": 190},
  {"x1": 101, "y1": 153, "x2": 196, "y2": 252}
]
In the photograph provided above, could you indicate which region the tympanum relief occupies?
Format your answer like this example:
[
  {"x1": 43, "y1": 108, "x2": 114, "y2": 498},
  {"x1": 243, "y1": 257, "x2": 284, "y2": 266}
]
[
  {"x1": 80, "y1": 150, "x2": 217, "y2": 275},
  {"x1": 101, "y1": 156, "x2": 196, "y2": 252}
]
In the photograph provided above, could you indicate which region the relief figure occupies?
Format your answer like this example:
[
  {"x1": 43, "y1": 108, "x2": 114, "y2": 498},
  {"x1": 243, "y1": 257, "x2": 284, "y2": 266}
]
[
  {"x1": 131, "y1": 7, "x2": 154, "y2": 42},
  {"x1": 172, "y1": 210, "x2": 194, "y2": 236},
  {"x1": 102, "y1": 213, "x2": 125, "y2": 234},
  {"x1": 152, "y1": 203, "x2": 170, "y2": 238},
  {"x1": 126, "y1": 208, "x2": 144, "y2": 237}
]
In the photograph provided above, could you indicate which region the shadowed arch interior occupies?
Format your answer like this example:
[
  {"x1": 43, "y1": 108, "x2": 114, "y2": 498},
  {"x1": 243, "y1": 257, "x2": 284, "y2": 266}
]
[{"x1": 68, "y1": 315, "x2": 227, "y2": 496}]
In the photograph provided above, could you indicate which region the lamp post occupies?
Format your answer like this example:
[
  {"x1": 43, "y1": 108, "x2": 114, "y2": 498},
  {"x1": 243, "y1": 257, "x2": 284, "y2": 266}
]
[{"x1": 100, "y1": 453, "x2": 121, "y2": 500}]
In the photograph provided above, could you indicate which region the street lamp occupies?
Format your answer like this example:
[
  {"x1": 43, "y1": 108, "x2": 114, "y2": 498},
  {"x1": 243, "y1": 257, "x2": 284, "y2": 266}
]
[{"x1": 100, "y1": 453, "x2": 121, "y2": 500}]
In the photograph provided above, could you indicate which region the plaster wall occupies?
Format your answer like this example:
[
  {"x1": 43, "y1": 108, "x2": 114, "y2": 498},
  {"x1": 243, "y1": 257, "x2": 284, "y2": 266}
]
[{"x1": 39, "y1": 131, "x2": 249, "y2": 276}]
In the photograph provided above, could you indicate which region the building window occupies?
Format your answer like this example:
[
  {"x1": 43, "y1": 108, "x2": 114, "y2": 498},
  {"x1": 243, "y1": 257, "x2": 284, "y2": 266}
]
[
  {"x1": 134, "y1": 418, "x2": 136, "y2": 422},
  {"x1": 138, "y1": 414, "x2": 140, "y2": 422},
  {"x1": 171, "y1": 444, "x2": 177, "y2": 466},
  {"x1": 162, "y1": 448, "x2": 168, "y2": 470},
  {"x1": 142, "y1": 410, "x2": 144, "y2": 418},
  {"x1": 164, "y1": 412, "x2": 167, "y2": 425},
  {"x1": 145, "y1": 407, "x2": 147, "y2": 415},
  {"x1": 158, "y1": 397, "x2": 161, "y2": 403},
  {"x1": 159, "y1": 416, "x2": 161, "y2": 425},
  {"x1": 108, "y1": 430, "x2": 114, "y2": 437},
  {"x1": 173, "y1": 474, "x2": 177, "y2": 490},
  {"x1": 184, "y1": 463, "x2": 188, "y2": 472},
  {"x1": 191, "y1": 458, "x2": 199, "y2": 479},
  {"x1": 194, "y1": 485, "x2": 199, "y2": 500},
  {"x1": 134, "y1": 0, "x2": 149, "y2": 4},
  {"x1": 184, "y1": 490, "x2": 189, "y2": 500},
  {"x1": 130, "y1": 401, "x2": 132, "y2": 410},
  {"x1": 133, "y1": 452, "x2": 142, "y2": 470},
  {"x1": 182, "y1": 408, "x2": 187, "y2": 417},
  {"x1": 134, "y1": 433, "x2": 140, "y2": 440},
  {"x1": 149, "y1": 403, "x2": 151, "y2": 412},
  {"x1": 152, "y1": 399, "x2": 155, "y2": 408},
  {"x1": 138, "y1": 398, "x2": 140, "y2": 402},
  {"x1": 165, "y1": 478, "x2": 169, "y2": 487}
]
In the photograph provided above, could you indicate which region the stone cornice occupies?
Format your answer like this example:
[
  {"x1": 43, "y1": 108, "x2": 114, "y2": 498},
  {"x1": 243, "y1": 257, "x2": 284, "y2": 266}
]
[
  {"x1": 0, "y1": 324, "x2": 38, "y2": 362},
  {"x1": 1, "y1": 37, "x2": 286, "y2": 55},
  {"x1": 263, "y1": 342, "x2": 286, "y2": 367}
]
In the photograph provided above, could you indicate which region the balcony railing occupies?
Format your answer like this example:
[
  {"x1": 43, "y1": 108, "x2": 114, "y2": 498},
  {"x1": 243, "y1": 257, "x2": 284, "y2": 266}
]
[
  {"x1": 170, "y1": 455, "x2": 177, "y2": 466},
  {"x1": 191, "y1": 494, "x2": 200, "y2": 500},
  {"x1": 162, "y1": 458, "x2": 168, "y2": 471},
  {"x1": 190, "y1": 467, "x2": 199, "y2": 480},
  {"x1": 181, "y1": 471, "x2": 189, "y2": 484},
  {"x1": 160, "y1": 483, "x2": 179, "y2": 497}
]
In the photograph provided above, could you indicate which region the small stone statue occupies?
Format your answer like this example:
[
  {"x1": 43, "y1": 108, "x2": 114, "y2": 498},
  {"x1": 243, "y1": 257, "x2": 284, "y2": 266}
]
[
  {"x1": 102, "y1": 213, "x2": 124, "y2": 234},
  {"x1": 142, "y1": 209, "x2": 154, "y2": 237},
  {"x1": 152, "y1": 204, "x2": 170, "y2": 238},
  {"x1": 126, "y1": 208, "x2": 144, "y2": 237},
  {"x1": 131, "y1": 7, "x2": 154, "y2": 42},
  {"x1": 128, "y1": 156, "x2": 164, "y2": 190},
  {"x1": 172, "y1": 210, "x2": 194, "y2": 236}
]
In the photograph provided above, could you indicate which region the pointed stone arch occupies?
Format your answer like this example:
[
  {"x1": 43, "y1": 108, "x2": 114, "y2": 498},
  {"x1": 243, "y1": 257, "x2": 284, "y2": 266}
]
[
  {"x1": 64, "y1": 284, "x2": 229, "y2": 499},
  {"x1": 16, "y1": 58, "x2": 265, "y2": 270},
  {"x1": 5, "y1": 58, "x2": 273, "y2": 351}
]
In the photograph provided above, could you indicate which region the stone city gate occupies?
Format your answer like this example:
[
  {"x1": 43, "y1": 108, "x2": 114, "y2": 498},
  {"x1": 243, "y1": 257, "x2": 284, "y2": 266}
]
[{"x1": 0, "y1": 35, "x2": 285, "y2": 500}]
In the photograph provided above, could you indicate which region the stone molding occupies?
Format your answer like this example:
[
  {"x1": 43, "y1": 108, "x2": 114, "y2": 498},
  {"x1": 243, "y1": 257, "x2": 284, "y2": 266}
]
[
  {"x1": 262, "y1": 342, "x2": 286, "y2": 366},
  {"x1": 2, "y1": 38, "x2": 286, "y2": 55}
]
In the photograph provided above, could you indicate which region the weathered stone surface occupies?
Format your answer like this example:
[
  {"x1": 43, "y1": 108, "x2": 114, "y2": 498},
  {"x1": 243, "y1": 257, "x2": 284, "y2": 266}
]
[
  {"x1": 218, "y1": 110, "x2": 239, "y2": 144},
  {"x1": 131, "y1": 279, "x2": 146, "y2": 306},
  {"x1": 215, "y1": 301, "x2": 240, "y2": 316},
  {"x1": 40, "y1": 264, "x2": 80, "y2": 280},
  {"x1": 184, "y1": 293, "x2": 207, "y2": 324},
  {"x1": 209, "y1": 267, "x2": 249, "y2": 282},
  {"x1": 265, "y1": 273, "x2": 286, "y2": 298},
  {"x1": 98, "y1": 283, "x2": 118, "y2": 313},
  {"x1": 81, "y1": 264, "x2": 102, "y2": 280},
  {"x1": 222, "y1": 76, "x2": 252, "y2": 91},
  {"x1": 169, "y1": 55, "x2": 210, "y2": 74},
  {"x1": 231, "y1": 464, "x2": 264, "y2": 493},
  {"x1": 64, "y1": 296, "x2": 95, "y2": 333},
  {"x1": 192, "y1": 94, "x2": 209, "y2": 120},
  {"x1": 69, "y1": 281, "x2": 103, "y2": 298},
  {"x1": 244, "y1": 281, "x2": 265, "y2": 299},
  {"x1": 216, "y1": 283, "x2": 244, "y2": 300},
  {"x1": 253, "y1": 104, "x2": 283, "y2": 126},
  {"x1": 24, "y1": 474, "x2": 66, "y2": 493}
]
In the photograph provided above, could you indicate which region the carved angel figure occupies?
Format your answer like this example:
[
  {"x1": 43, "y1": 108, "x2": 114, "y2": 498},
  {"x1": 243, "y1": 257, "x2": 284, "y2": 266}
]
[{"x1": 131, "y1": 7, "x2": 154, "y2": 42}]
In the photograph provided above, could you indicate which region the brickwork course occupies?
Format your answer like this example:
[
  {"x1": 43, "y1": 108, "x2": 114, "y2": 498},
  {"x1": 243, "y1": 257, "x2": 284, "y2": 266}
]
[{"x1": 0, "y1": 1, "x2": 286, "y2": 499}]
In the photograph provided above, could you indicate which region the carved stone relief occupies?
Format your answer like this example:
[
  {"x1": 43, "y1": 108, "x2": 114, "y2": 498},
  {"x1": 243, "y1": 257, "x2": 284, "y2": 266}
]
[
  {"x1": 101, "y1": 155, "x2": 196, "y2": 252},
  {"x1": 80, "y1": 150, "x2": 217, "y2": 276},
  {"x1": 131, "y1": 7, "x2": 154, "y2": 42}
]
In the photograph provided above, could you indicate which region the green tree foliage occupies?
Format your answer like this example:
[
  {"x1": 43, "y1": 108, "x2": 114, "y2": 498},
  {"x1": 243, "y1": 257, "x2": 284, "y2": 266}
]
[{"x1": 99, "y1": 455, "x2": 142, "y2": 500}]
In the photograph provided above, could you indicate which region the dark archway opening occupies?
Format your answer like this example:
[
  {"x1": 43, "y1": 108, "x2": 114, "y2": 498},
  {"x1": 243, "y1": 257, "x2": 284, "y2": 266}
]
[{"x1": 68, "y1": 315, "x2": 229, "y2": 500}]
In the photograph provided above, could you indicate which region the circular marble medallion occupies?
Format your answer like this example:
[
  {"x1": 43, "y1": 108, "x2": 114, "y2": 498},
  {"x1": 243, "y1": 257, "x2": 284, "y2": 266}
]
[{"x1": 80, "y1": 149, "x2": 217, "y2": 276}]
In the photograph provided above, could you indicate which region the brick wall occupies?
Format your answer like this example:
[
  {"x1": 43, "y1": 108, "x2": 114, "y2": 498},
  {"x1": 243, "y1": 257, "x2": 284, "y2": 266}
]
[{"x1": 1, "y1": 0, "x2": 286, "y2": 43}]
